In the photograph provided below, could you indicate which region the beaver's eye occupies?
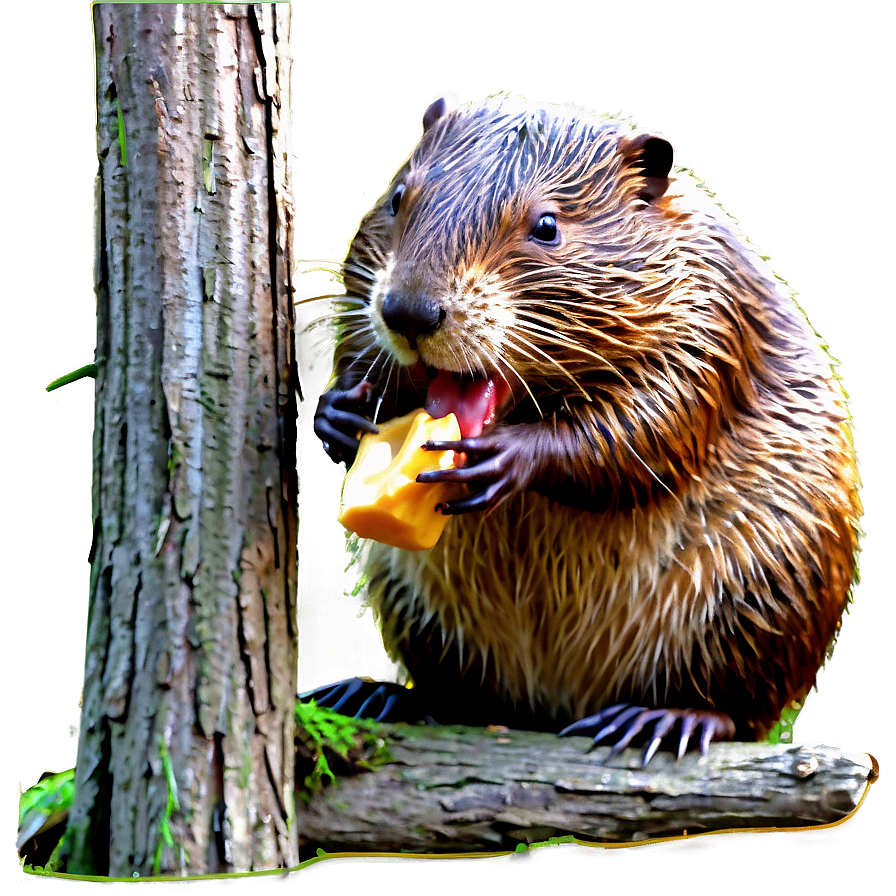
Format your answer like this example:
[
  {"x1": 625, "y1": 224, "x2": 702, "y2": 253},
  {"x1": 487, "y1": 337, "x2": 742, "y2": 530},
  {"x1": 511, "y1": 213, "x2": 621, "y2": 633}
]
[
  {"x1": 531, "y1": 213, "x2": 559, "y2": 245},
  {"x1": 390, "y1": 184, "x2": 406, "y2": 217}
]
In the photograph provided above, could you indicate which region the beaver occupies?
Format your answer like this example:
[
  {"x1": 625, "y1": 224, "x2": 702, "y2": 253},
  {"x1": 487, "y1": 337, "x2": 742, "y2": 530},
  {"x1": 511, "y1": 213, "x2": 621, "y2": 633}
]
[{"x1": 309, "y1": 94, "x2": 861, "y2": 762}]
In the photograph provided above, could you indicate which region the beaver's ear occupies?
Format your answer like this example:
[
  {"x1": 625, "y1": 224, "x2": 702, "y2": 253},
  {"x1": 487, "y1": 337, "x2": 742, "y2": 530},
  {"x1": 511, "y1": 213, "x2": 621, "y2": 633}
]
[
  {"x1": 423, "y1": 94, "x2": 459, "y2": 131},
  {"x1": 618, "y1": 133, "x2": 673, "y2": 203}
]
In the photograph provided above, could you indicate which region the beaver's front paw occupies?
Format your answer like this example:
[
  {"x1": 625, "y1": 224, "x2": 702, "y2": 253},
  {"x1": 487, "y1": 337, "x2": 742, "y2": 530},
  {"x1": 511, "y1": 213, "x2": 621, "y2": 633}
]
[
  {"x1": 416, "y1": 430, "x2": 532, "y2": 514},
  {"x1": 559, "y1": 703, "x2": 736, "y2": 766},
  {"x1": 313, "y1": 381, "x2": 380, "y2": 464}
]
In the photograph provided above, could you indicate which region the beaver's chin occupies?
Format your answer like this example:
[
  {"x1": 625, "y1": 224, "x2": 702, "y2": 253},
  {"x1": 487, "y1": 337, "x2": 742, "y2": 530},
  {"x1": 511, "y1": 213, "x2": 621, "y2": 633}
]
[{"x1": 420, "y1": 366, "x2": 514, "y2": 438}]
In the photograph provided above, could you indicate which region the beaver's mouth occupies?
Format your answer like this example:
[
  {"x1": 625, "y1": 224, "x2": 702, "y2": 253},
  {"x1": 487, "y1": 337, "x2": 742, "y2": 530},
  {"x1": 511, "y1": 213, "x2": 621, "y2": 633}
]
[{"x1": 423, "y1": 367, "x2": 513, "y2": 439}]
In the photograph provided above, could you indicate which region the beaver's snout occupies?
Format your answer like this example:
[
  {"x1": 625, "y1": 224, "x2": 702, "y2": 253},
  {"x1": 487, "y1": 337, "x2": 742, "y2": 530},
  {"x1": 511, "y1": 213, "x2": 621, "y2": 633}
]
[{"x1": 381, "y1": 291, "x2": 446, "y2": 350}]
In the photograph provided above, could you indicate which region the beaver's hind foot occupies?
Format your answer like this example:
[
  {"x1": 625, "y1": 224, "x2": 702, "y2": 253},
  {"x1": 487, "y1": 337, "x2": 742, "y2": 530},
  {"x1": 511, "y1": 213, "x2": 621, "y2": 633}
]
[
  {"x1": 300, "y1": 677, "x2": 423, "y2": 723},
  {"x1": 559, "y1": 704, "x2": 736, "y2": 766}
]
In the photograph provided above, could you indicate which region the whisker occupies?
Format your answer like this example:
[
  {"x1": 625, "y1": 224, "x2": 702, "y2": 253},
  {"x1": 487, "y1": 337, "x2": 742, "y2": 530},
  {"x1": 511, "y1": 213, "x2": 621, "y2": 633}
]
[
  {"x1": 301, "y1": 304, "x2": 369, "y2": 322},
  {"x1": 294, "y1": 292, "x2": 354, "y2": 307},
  {"x1": 373, "y1": 358, "x2": 398, "y2": 424},
  {"x1": 309, "y1": 323, "x2": 376, "y2": 351},
  {"x1": 306, "y1": 327, "x2": 335, "y2": 358},
  {"x1": 364, "y1": 346, "x2": 394, "y2": 382},
  {"x1": 501, "y1": 332, "x2": 591, "y2": 400},
  {"x1": 302, "y1": 334, "x2": 339, "y2": 367},
  {"x1": 363, "y1": 348, "x2": 387, "y2": 384},
  {"x1": 494, "y1": 270, "x2": 579, "y2": 290},
  {"x1": 515, "y1": 298, "x2": 657, "y2": 335},
  {"x1": 477, "y1": 343, "x2": 542, "y2": 417},
  {"x1": 460, "y1": 341, "x2": 481, "y2": 379},
  {"x1": 338, "y1": 339, "x2": 382, "y2": 381},
  {"x1": 617, "y1": 433, "x2": 682, "y2": 507},
  {"x1": 512, "y1": 319, "x2": 623, "y2": 377},
  {"x1": 293, "y1": 258, "x2": 345, "y2": 277}
]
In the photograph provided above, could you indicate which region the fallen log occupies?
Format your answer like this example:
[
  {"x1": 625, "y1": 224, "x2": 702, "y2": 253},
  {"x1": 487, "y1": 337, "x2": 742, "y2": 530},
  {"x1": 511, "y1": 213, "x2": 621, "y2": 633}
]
[{"x1": 296, "y1": 723, "x2": 876, "y2": 857}]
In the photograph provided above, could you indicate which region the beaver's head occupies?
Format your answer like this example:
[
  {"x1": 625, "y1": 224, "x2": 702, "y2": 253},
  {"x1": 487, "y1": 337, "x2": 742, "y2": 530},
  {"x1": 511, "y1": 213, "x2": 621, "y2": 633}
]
[{"x1": 341, "y1": 95, "x2": 804, "y2": 440}]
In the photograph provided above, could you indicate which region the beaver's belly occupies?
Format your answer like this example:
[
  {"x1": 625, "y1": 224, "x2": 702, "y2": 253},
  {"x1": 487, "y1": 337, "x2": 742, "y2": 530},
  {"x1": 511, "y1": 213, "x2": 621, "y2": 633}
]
[{"x1": 364, "y1": 491, "x2": 731, "y2": 722}]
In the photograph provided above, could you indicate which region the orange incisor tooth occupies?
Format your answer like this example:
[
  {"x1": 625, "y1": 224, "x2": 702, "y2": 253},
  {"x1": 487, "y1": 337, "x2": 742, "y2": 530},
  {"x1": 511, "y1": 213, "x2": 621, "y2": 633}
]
[{"x1": 338, "y1": 409, "x2": 462, "y2": 551}]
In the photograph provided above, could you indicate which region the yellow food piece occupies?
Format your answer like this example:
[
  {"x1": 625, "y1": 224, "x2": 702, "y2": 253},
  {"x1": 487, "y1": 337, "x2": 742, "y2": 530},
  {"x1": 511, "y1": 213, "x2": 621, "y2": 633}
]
[{"x1": 338, "y1": 409, "x2": 462, "y2": 551}]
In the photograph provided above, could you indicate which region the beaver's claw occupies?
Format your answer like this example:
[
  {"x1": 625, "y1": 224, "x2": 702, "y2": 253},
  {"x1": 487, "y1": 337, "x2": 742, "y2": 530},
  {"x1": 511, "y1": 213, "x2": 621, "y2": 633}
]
[
  {"x1": 299, "y1": 677, "x2": 422, "y2": 723},
  {"x1": 559, "y1": 703, "x2": 736, "y2": 766},
  {"x1": 313, "y1": 381, "x2": 379, "y2": 464},
  {"x1": 418, "y1": 431, "x2": 527, "y2": 514}
]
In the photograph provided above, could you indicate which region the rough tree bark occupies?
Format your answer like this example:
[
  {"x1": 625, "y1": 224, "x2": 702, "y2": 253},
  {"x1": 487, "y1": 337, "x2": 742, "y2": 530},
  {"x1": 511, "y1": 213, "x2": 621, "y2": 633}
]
[{"x1": 63, "y1": 3, "x2": 297, "y2": 877}]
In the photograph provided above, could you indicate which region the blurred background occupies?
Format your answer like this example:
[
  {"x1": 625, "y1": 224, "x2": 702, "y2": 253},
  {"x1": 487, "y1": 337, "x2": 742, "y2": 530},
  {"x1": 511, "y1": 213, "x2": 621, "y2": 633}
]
[{"x1": 5, "y1": 1, "x2": 892, "y2": 892}]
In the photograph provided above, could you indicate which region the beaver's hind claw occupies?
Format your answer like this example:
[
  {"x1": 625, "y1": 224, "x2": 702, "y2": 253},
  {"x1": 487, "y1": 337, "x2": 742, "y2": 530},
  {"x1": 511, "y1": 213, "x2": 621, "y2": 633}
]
[
  {"x1": 560, "y1": 704, "x2": 736, "y2": 765},
  {"x1": 300, "y1": 677, "x2": 421, "y2": 723}
]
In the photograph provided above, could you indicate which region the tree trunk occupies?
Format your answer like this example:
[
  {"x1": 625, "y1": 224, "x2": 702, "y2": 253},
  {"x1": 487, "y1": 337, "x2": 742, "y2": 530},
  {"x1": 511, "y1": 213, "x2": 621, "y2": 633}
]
[
  {"x1": 63, "y1": 3, "x2": 298, "y2": 877},
  {"x1": 296, "y1": 726, "x2": 877, "y2": 856}
]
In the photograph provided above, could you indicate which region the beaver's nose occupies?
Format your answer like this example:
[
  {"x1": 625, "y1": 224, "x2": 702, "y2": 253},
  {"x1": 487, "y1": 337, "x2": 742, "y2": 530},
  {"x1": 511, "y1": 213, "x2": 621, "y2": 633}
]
[{"x1": 381, "y1": 293, "x2": 445, "y2": 349}]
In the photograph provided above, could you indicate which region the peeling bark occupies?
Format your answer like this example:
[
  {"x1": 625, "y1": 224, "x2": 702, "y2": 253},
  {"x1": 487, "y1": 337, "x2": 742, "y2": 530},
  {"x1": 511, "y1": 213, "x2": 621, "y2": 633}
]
[
  {"x1": 65, "y1": 3, "x2": 297, "y2": 877},
  {"x1": 297, "y1": 727, "x2": 876, "y2": 856}
]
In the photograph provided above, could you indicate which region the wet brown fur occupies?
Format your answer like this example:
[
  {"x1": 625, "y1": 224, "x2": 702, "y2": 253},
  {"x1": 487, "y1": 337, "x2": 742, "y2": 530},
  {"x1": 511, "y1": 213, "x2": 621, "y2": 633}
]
[{"x1": 325, "y1": 96, "x2": 861, "y2": 740}]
